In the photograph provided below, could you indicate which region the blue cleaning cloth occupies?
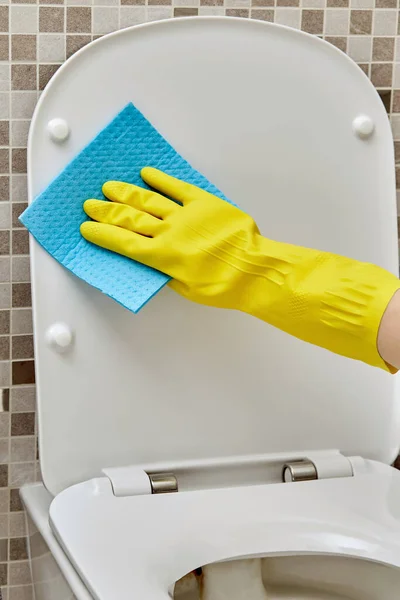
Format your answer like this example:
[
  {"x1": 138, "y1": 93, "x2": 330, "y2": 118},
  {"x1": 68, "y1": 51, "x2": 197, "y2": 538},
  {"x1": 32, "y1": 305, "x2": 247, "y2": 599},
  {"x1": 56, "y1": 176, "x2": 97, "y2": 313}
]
[{"x1": 20, "y1": 103, "x2": 232, "y2": 313}]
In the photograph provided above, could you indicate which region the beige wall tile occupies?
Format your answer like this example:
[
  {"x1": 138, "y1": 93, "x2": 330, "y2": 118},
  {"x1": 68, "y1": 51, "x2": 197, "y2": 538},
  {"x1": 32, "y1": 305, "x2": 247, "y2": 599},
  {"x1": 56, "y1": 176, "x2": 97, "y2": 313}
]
[
  {"x1": 9, "y1": 585, "x2": 34, "y2": 600},
  {"x1": 0, "y1": 413, "x2": 9, "y2": 438},
  {"x1": 66, "y1": 34, "x2": 91, "y2": 58},
  {"x1": 9, "y1": 514, "x2": 26, "y2": 538},
  {"x1": 0, "y1": 284, "x2": 11, "y2": 310},
  {"x1": 12, "y1": 204, "x2": 25, "y2": 230},
  {"x1": 11, "y1": 36, "x2": 36, "y2": 62},
  {"x1": 10, "y1": 438, "x2": 35, "y2": 463},
  {"x1": 325, "y1": 8, "x2": 350, "y2": 34},
  {"x1": 0, "y1": 514, "x2": 9, "y2": 538},
  {"x1": 11, "y1": 284, "x2": 30, "y2": 310},
  {"x1": 301, "y1": 0, "x2": 325, "y2": 7},
  {"x1": 350, "y1": 0, "x2": 373, "y2": 7},
  {"x1": 393, "y1": 62, "x2": 400, "y2": 87},
  {"x1": 0, "y1": 6, "x2": 8, "y2": 32},
  {"x1": 0, "y1": 177, "x2": 10, "y2": 203},
  {"x1": 9, "y1": 561, "x2": 31, "y2": 585},
  {"x1": 0, "y1": 258, "x2": 10, "y2": 283},
  {"x1": 39, "y1": 7, "x2": 65, "y2": 33},
  {"x1": 10, "y1": 387, "x2": 35, "y2": 412},
  {"x1": 11, "y1": 259, "x2": 30, "y2": 284},
  {"x1": 10, "y1": 7, "x2": 37, "y2": 34},
  {"x1": 11, "y1": 150, "x2": 27, "y2": 175},
  {"x1": 10, "y1": 93, "x2": 36, "y2": 120},
  {"x1": 225, "y1": 8, "x2": 249, "y2": 15},
  {"x1": 0, "y1": 150, "x2": 9, "y2": 174},
  {"x1": 373, "y1": 9, "x2": 397, "y2": 35},
  {"x1": 393, "y1": 89, "x2": 400, "y2": 111},
  {"x1": 66, "y1": 6, "x2": 92, "y2": 33},
  {"x1": 350, "y1": 9, "x2": 372, "y2": 34},
  {"x1": 147, "y1": 6, "x2": 172, "y2": 19},
  {"x1": 371, "y1": 62, "x2": 393, "y2": 86},
  {"x1": 0, "y1": 121, "x2": 9, "y2": 147},
  {"x1": 96, "y1": 0, "x2": 119, "y2": 6},
  {"x1": 391, "y1": 114, "x2": 400, "y2": 139},
  {"x1": 274, "y1": 7, "x2": 301, "y2": 27},
  {"x1": 0, "y1": 538, "x2": 7, "y2": 562},
  {"x1": 10, "y1": 311, "x2": 32, "y2": 337},
  {"x1": 10, "y1": 123, "x2": 29, "y2": 149},
  {"x1": 38, "y1": 34, "x2": 65, "y2": 62},
  {"x1": 0, "y1": 205, "x2": 10, "y2": 230},
  {"x1": 0, "y1": 35, "x2": 9, "y2": 61},
  {"x1": 348, "y1": 35, "x2": 371, "y2": 61},
  {"x1": 38, "y1": 64, "x2": 60, "y2": 90},
  {"x1": 11, "y1": 176, "x2": 27, "y2": 205},
  {"x1": 277, "y1": 0, "x2": 299, "y2": 6},
  {"x1": 251, "y1": 8, "x2": 274, "y2": 19},
  {"x1": 0, "y1": 489, "x2": 9, "y2": 513},
  {"x1": 11, "y1": 66, "x2": 36, "y2": 92},
  {"x1": 173, "y1": 0, "x2": 199, "y2": 6},
  {"x1": 327, "y1": 0, "x2": 348, "y2": 6},
  {"x1": 0, "y1": 371, "x2": 10, "y2": 402},
  {"x1": 0, "y1": 439, "x2": 8, "y2": 463},
  {"x1": 0, "y1": 94, "x2": 10, "y2": 120},
  {"x1": 11, "y1": 337, "x2": 33, "y2": 361},
  {"x1": 0, "y1": 65, "x2": 10, "y2": 93},
  {"x1": 372, "y1": 37, "x2": 395, "y2": 61},
  {"x1": 8, "y1": 463, "x2": 34, "y2": 488},
  {"x1": 198, "y1": 6, "x2": 225, "y2": 13},
  {"x1": 174, "y1": 7, "x2": 199, "y2": 14},
  {"x1": 120, "y1": 6, "x2": 146, "y2": 26},
  {"x1": 301, "y1": 9, "x2": 324, "y2": 32},
  {"x1": 326, "y1": 36, "x2": 347, "y2": 52},
  {"x1": 93, "y1": 6, "x2": 119, "y2": 33}
]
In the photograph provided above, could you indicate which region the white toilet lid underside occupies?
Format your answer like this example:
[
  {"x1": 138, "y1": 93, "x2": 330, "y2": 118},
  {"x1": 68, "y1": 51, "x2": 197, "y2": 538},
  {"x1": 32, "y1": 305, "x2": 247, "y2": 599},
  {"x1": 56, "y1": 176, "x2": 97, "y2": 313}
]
[
  {"x1": 49, "y1": 462, "x2": 400, "y2": 600},
  {"x1": 28, "y1": 18, "x2": 400, "y2": 496}
]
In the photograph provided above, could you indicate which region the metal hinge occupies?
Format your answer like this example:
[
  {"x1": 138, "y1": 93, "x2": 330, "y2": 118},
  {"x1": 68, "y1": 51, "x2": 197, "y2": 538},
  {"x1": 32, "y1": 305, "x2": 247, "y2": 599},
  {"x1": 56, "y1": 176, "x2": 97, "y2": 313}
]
[
  {"x1": 283, "y1": 452, "x2": 360, "y2": 483},
  {"x1": 283, "y1": 460, "x2": 318, "y2": 482},
  {"x1": 102, "y1": 465, "x2": 178, "y2": 497},
  {"x1": 149, "y1": 472, "x2": 178, "y2": 494},
  {"x1": 103, "y1": 451, "x2": 360, "y2": 497}
]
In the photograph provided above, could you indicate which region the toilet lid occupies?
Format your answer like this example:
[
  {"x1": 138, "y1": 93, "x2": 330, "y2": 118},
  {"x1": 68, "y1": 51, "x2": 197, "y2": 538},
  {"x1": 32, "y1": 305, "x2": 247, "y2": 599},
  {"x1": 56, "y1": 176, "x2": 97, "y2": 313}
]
[
  {"x1": 28, "y1": 18, "x2": 400, "y2": 496},
  {"x1": 50, "y1": 462, "x2": 400, "y2": 599}
]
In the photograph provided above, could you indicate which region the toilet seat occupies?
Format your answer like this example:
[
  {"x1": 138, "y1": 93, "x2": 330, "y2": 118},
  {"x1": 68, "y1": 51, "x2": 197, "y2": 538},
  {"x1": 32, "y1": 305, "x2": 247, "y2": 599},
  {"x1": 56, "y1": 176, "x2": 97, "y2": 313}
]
[
  {"x1": 29, "y1": 16, "x2": 399, "y2": 496},
  {"x1": 27, "y1": 15, "x2": 400, "y2": 600},
  {"x1": 50, "y1": 460, "x2": 400, "y2": 599}
]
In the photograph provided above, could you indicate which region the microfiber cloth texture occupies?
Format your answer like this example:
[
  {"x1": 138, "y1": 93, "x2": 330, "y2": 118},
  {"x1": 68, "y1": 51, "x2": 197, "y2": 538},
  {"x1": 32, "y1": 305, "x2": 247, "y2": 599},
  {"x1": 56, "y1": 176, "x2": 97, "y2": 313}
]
[{"x1": 20, "y1": 102, "x2": 233, "y2": 313}]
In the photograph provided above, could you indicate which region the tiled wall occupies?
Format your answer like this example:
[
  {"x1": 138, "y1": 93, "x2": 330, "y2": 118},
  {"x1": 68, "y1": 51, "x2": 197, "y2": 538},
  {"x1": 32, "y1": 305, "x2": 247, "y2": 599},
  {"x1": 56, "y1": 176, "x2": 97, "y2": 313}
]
[{"x1": 0, "y1": 0, "x2": 396, "y2": 598}]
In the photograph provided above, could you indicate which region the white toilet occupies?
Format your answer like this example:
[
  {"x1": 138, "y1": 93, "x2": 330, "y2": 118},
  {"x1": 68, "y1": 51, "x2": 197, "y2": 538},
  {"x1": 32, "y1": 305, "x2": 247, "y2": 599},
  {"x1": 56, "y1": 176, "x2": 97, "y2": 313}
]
[{"x1": 21, "y1": 15, "x2": 400, "y2": 600}]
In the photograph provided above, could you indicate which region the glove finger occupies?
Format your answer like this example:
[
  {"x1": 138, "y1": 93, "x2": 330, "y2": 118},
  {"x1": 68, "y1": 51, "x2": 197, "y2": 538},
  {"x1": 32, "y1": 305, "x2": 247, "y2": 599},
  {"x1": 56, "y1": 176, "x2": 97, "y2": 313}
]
[
  {"x1": 84, "y1": 200, "x2": 161, "y2": 237},
  {"x1": 102, "y1": 181, "x2": 179, "y2": 219},
  {"x1": 80, "y1": 221, "x2": 154, "y2": 264},
  {"x1": 141, "y1": 167, "x2": 197, "y2": 206}
]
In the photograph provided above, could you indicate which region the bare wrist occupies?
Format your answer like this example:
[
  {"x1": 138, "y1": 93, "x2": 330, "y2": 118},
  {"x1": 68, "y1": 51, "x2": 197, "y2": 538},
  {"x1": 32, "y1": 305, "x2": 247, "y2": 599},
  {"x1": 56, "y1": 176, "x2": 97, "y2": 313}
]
[{"x1": 378, "y1": 289, "x2": 400, "y2": 372}]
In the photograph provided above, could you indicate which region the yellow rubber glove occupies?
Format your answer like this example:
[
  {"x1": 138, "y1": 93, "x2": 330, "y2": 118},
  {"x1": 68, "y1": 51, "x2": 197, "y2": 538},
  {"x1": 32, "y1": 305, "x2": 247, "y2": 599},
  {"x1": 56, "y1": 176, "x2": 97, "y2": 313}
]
[{"x1": 80, "y1": 167, "x2": 400, "y2": 372}]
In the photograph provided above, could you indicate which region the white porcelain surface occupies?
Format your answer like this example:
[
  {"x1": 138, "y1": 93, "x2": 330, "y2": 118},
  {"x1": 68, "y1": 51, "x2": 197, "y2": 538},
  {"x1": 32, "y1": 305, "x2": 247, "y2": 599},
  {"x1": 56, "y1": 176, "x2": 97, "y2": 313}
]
[
  {"x1": 49, "y1": 461, "x2": 400, "y2": 599},
  {"x1": 28, "y1": 18, "x2": 400, "y2": 497},
  {"x1": 21, "y1": 484, "x2": 91, "y2": 600}
]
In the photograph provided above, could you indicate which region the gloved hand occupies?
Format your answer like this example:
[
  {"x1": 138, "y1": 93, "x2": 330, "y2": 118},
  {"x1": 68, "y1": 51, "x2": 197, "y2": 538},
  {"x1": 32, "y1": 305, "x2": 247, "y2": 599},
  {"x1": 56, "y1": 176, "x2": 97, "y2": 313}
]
[{"x1": 81, "y1": 167, "x2": 400, "y2": 372}]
